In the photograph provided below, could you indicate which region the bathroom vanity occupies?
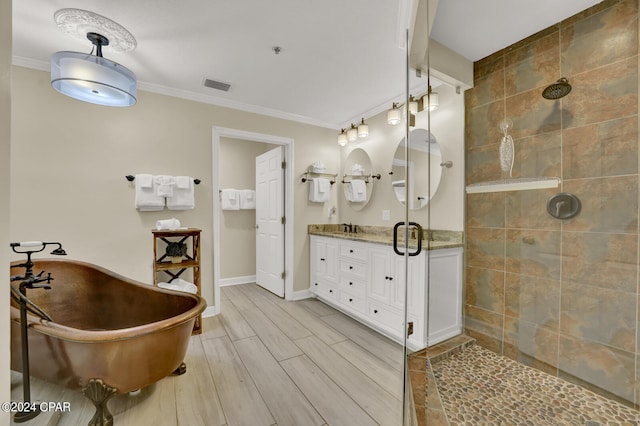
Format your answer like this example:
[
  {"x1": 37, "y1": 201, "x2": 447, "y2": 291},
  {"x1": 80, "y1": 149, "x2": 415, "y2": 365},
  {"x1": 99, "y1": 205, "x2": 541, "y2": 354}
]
[{"x1": 309, "y1": 226, "x2": 463, "y2": 350}]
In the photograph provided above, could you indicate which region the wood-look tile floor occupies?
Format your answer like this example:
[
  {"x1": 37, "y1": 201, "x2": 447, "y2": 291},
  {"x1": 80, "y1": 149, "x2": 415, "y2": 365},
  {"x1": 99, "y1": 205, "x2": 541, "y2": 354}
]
[{"x1": 10, "y1": 284, "x2": 406, "y2": 426}]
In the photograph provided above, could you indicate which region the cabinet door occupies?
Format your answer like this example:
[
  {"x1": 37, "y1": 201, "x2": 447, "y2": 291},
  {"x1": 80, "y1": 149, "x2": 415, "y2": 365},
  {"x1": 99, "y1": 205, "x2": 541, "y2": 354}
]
[
  {"x1": 310, "y1": 237, "x2": 338, "y2": 283},
  {"x1": 369, "y1": 247, "x2": 391, "y2": 304}
]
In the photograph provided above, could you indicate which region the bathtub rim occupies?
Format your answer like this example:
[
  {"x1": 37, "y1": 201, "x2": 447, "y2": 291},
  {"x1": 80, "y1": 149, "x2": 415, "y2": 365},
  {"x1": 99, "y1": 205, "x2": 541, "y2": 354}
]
[{"x1": 10, "y1": 257, "x2": 206, "y2": 343}]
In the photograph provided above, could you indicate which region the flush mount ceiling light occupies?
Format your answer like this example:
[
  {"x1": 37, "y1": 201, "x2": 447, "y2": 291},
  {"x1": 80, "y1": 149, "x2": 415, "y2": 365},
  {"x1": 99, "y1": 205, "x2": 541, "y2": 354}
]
[{"x1": 50, "y1": 9, "x2": 137, "y2": 107}]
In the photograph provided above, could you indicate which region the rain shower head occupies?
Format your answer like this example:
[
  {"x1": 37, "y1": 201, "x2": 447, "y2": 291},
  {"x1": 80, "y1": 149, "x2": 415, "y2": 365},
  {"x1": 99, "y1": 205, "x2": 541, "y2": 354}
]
[{"x1": 542, "y1": 78, "x2": 572, "y2": 100}]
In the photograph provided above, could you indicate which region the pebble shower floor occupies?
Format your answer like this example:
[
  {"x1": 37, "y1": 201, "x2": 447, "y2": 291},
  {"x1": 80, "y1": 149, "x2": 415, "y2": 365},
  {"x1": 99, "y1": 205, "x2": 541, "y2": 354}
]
[{"x1": 432, "y1": 345, "x2": 640, "y2": 425}]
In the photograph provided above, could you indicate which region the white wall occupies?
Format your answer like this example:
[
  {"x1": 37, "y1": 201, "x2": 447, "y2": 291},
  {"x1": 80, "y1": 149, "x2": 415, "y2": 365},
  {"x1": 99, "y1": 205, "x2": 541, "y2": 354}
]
[
  {"x1": 219, "y1": 138, "x2": 277, "y2": 280},
  {"x1": 1, "y1": 0, "x2": 11, "y2": 420},
  {"x1": 339, "y1": 83, "x2": 465, "y2": 231},
  {"x1": 10, "y1": 66, "x2": 340, "y2": 304}
]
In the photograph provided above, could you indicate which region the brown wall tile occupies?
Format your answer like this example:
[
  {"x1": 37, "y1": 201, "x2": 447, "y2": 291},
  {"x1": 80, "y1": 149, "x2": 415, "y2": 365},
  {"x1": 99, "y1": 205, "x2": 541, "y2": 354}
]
[
  {"x1": 505, "y1": 188, "x2": 561, "y2": 230},
  {"x1": 465, "y1": 266, "x2": 505, "y2": 314},
  {"x1": 504, "y1": 273, "x2": 560, "y2": 330},
  {"x1": 505, "y1": 31, "x2": 560, "y2": 97},
  {"x1": 466, "y1": 100, "x2": 504, "y2": 149},
  {"x1": 563, "y1": 175, "x2": 639, "y2": 233},
  {"x1": 558, "y1": 334, "x2": 636, "y2": 404},
  {"x1": 511, "y1": 131, "x2": 562, "y2": 179},
  {"x1": 505, "y1": 229, "x2": 561, "y2": 279},
  {"x1": 466, "y1": 228, "x2": 505, "y2": 270},
  {"x1": 562, "y1": 231, "x2": 638, "y2": 293},
  {"x1": 503, "y1": 317, "x2": 559, "y2": 373},
  {"x1": 563, "y1": 116, "x2": 639, "y2": 179},
  {"x1": 560, "y1": 281, "x2": 636, "y2": 352},
  {"x1": 561, "y1": 0, "x2": 638, "y2": 76},
  {"x1": 466, "y1": 144, "x2": 503, "y2": 184},
  {"x1": 506, "y1": 89, "x2": 562, "y2": 139},
  {"x1": 466, "y1": 192, "x2": 505, "y2": 228},
  {"x1": 561, "y1": 57, "x2": 638, "y2": 130}
]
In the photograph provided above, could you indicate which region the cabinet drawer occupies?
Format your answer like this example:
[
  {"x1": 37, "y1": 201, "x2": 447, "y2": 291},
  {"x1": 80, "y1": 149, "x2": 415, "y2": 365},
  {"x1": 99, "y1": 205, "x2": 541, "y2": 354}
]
[
  {"x1": 339, "y1": 292, "x2": 366, "y2": 314},
  {"x1": 368, "y1": 302, "x2": 404, "y2": 333},
  {"x1": 339, "y1": 242, "x2": 368, "y2": 261},
  {"x1": 311, "y1": 280, "x2": 338, "y2": 300},
  {"x1": 339, "y1": 277, "x2": 366, "y2": 298},
  {"x1": 338, "y1": 259, "x2": 367, "y2": 279}
]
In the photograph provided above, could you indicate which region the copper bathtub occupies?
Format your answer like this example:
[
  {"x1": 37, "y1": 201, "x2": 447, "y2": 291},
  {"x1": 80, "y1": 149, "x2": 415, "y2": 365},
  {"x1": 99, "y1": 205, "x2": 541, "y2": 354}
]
[{"x1": 10, "y1": 258, "x2": 206, "y2": 424}]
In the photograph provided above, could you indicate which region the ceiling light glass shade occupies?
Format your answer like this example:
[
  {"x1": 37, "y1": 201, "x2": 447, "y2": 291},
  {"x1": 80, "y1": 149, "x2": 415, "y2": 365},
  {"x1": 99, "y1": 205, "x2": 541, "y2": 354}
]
[
  {"x1": 428, "y1": 91, "x2": 439, "y2": 111},
  {"x1": 51, "y1": 51, "x2": 137, "y2": 107},
  {"x1": 357, "y1": 121, "x2": 369, "y2": 138},
  {"x1": 387, "y1": 107, "x2": 401, "y2": 125},
  {"x1": 347, "y1": 126, "x2": 358, "y2": 142},
  {"x1": 338, "y1": 130, "x2": 348, "y2": 146}
]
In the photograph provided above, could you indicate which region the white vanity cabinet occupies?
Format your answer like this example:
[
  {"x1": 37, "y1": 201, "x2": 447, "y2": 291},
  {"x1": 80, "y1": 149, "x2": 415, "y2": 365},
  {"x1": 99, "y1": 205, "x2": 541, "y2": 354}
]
[{"x1": 310, "y1": 235, "x2": 462, "y2": 350}]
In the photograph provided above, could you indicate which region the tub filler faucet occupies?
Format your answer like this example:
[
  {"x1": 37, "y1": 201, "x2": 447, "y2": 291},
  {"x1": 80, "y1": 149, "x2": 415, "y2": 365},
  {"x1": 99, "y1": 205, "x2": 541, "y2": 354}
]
[{"x1": 10, "y1": 240, "x2": 66, "y2": 423}]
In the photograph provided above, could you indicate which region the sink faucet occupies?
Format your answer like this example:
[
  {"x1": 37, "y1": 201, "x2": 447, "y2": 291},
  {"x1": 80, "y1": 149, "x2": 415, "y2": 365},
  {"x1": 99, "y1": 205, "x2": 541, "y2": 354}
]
[{"x1": 342, "y1": 223, "x2": 354, "y2": 233}]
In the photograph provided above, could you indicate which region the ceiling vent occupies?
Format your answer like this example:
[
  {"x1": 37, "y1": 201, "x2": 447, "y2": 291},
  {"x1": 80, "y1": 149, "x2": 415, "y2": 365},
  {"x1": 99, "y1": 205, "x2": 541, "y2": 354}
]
[{"x1": 203, "y1": 78, "x2": 231, "y2": 92}]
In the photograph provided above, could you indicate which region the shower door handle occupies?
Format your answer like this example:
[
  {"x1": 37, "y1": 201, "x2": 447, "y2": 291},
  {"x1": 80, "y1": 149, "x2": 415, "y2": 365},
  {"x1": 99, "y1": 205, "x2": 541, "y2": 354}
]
[{"x1": 393, "y1": 222, "x2": 423, "y2": 257}]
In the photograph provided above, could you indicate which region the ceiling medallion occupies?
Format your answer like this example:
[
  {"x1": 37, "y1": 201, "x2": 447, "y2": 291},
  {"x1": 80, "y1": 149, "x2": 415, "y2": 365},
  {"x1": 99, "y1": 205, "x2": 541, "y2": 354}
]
[{"x1": 53, "y1": 8, "x2": 137, "y2": 53}]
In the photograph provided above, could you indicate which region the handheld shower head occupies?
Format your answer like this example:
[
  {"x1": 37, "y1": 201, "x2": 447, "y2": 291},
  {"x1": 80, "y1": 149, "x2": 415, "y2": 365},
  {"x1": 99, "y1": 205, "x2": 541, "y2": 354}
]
[
  {"x1": 50, "y1": 247, "x2": 67, "y2": 256},
  {"x1": 542, "y1": 78, "x2": 572, "y2": 100}
]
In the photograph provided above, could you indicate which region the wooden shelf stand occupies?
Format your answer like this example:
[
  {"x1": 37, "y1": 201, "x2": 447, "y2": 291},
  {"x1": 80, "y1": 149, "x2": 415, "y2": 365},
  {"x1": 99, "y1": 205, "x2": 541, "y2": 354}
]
[{"x1": 152, "y1": 228, "x2": 202, "y2": 334}]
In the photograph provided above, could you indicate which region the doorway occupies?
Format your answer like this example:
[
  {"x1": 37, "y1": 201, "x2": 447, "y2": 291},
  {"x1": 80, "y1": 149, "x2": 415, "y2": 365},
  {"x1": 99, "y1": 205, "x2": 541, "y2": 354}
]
[{"x1": 212, "y1": 127, "x2": 294, "y2": 315}]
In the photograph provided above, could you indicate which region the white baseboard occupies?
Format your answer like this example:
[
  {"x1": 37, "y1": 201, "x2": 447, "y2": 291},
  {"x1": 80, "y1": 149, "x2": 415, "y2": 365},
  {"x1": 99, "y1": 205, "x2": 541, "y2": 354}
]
[
  {"x1": 220, "y1": 275, "x2": 256, "y2": 287},
  {"x1": 202, "y1": 306, "x2": 218, "y2": 317},
  {"x1": 286, "y1": 289, "x2": 312, "y2": 301}
]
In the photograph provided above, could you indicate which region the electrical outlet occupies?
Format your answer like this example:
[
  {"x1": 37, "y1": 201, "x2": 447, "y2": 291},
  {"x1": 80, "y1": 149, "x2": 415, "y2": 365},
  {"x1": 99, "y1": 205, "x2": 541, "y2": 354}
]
[{"x1": 382, "y1": 210, "x2": 390, "y2": 221}]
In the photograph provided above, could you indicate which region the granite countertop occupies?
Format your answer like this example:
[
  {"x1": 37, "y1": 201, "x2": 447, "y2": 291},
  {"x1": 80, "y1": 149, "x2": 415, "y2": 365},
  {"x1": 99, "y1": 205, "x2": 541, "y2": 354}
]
[{"x1": 308, "y1": 224, "x2": 463, "y2": 250}]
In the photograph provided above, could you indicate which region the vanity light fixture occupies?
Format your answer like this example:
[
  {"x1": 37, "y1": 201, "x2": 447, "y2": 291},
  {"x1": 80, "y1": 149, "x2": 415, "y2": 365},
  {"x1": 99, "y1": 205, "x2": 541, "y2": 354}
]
[
  {"x1": 346, "y1": 124, "x2": 359, "y2": 142},
  {"x1": 337, "y1": 129, "x2": 348, "y2": 146},
  {"x1": 50, "y1": 9, "x2": 137, "y2": 107},
  {"x1": 408, "y1": 95, "x2": 418, "y2": 115},
  {"x1": 357, "y1": 118, "x2": 369, "y2": 138},
  {"x1": 387, "y1": 103, "x2": 402, "y2": 125},
  {"x1": 426, "y1": 86, "x2": 439, "y2": 111}
]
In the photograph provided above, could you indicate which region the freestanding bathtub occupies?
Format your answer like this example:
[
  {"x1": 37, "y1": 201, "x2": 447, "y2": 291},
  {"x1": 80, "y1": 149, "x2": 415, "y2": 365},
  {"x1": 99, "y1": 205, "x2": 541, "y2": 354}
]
[{"x1": 10, "y1": 258, "x2": 206, "y2": 425}]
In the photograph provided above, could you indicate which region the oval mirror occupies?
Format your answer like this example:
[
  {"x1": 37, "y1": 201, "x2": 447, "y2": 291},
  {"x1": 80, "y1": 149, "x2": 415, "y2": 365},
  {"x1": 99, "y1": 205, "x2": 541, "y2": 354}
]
[
  {"x1": 342, "y1": 148, "x2": 374, "y2": 211},
  {"x1": 391, "y1": 128, "x2": 442, "y2": 209}
]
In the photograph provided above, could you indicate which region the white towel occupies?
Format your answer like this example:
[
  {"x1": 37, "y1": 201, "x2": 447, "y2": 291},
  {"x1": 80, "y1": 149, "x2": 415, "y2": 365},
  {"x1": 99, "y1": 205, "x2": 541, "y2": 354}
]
[
  {"x1": 309, "y1": 178, "x2": 330, "y2": 203},
  {"x1": 167, "y1": 176, "x2": 195, "y2": 210},
  {"x1": 156, "y1": 218, "x2": 181, "y2": 230},
  {"x1": 158, "y1": 278, "x2": 198, "y2": 294},
  {"x1": 348, "y1": 180, "x2": 367, "y2": 202},
  {"x1": 317, "y1": 178, "x2": 330, "y2": 194},
  {"x1": 135, "y1": 174, "x2": 164, "y2": 211},
  {"x1": 154, "y1": 175, "x2": 175, "y2": 197},
  {"x1": 221, "y1": 189, "x2": 240, "y2": 210},
  {"x1": 175, "y1": 175, "x2": 191, "y2": 189},
  {"x1": 240, "y1": 189, "x2": 256, "y2": 210}
]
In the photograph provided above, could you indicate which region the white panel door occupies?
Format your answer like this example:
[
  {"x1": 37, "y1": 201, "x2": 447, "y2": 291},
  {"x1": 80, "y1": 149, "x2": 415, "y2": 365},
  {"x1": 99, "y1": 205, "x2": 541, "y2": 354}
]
[{"x1": 255, "y1": 146, "x2": 285, "y2": 297}]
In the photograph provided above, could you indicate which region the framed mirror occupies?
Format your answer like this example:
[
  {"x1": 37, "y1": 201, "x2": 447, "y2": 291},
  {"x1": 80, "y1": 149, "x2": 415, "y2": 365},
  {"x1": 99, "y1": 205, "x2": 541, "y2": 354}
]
[
  {"x1": 342, "y1": 148, "x2": 375, "y2": 211},
  {"x1": 391, "y1": 128, "x2": 442, "y2": 209}
]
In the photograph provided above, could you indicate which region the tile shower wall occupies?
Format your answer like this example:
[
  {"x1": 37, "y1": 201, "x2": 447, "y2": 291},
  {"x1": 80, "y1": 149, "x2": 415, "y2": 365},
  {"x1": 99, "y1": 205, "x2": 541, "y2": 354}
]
[{"x1": 464, "y1": 0, "x2": 639, "y2": 408}]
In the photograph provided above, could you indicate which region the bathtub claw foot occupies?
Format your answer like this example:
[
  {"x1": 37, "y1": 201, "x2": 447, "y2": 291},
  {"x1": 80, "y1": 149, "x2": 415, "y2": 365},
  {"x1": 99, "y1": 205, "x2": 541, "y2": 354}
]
[
  {"x1": 83, "y1": 379, "x2": 117, "y2": 426},
  {"x1": 172, "y1": 362, "x2": 187, "y2": 375}
]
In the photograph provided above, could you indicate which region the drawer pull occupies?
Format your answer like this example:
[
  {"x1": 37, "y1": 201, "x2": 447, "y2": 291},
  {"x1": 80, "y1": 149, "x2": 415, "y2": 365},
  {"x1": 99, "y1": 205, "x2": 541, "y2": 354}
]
[
  {"x1": 329, "y1": 289, "x2": 333, "y2": 293},
  {"x1": 374, "y1": 309, "x2": 378, "y2": 314},
  {"x1": 349, "y1": 266, "x2": 353, "y2": 270},
  {"x1": 314, "y1": 283, "x2": 318, "y2": 286},
  {"x1": 349, "y1": 298, "x2": 353, "y2": 302},
  {"x1": 349, "y1": 282, "x2": 353, "y2": 286},
  {"x1": 320, "y1": 258, "x2": 325, "y2": 261},
  {"x1": 349, "y1": 249, "x2": 354, "y2": 253}
]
